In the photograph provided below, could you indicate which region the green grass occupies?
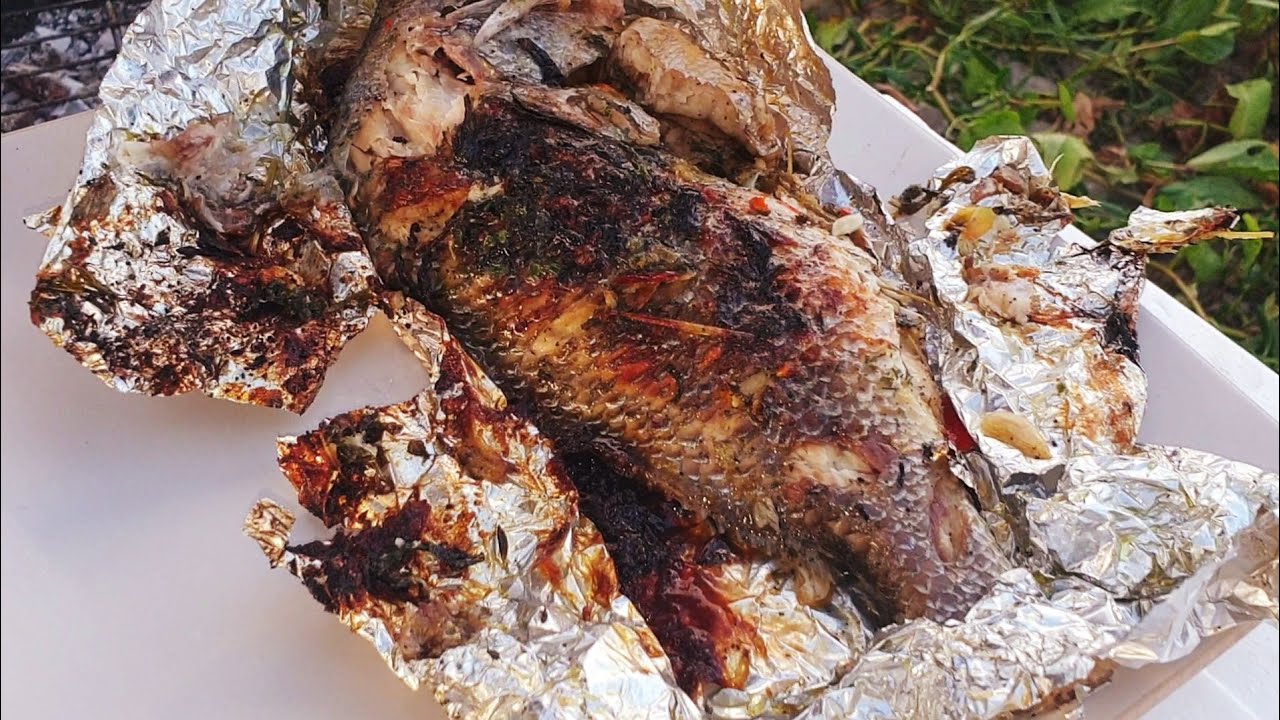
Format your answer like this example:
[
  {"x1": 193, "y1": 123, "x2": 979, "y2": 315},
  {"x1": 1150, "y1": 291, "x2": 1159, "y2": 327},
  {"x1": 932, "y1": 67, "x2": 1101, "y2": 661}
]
[{"x1": 809, "y1": 0, "x2": 1279, "y2": 370}]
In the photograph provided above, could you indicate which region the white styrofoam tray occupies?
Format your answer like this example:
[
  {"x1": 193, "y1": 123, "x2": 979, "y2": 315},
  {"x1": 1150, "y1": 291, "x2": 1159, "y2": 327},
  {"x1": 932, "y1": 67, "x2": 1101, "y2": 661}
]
[{"x1": 2, "y1": 58, "x2": 1277, "y2": 720}]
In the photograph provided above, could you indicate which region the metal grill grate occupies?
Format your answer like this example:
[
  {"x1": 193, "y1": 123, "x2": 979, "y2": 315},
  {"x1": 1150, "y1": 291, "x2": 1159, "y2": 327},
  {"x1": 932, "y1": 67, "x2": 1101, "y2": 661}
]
[{"x1": 1, "y1": 0, "x2": 150, "y2": 132}]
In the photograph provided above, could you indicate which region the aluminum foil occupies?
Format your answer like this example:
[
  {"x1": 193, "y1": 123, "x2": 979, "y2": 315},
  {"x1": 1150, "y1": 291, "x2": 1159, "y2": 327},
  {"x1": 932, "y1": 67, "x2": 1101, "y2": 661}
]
[
  {"x1": 317, "y1": 293, "x2": 870, "y2": 717},
  {"x1": 696, "y1": 561, "x2": 868, "y2": 718},
  {"x1": 21, "y1": 0, "x2": 1278, "y2": 717},
  {"x1": 899, "y1": 138, "x2": 1149, "y2": 486},
  {"x1": 631, "y1": 0, "x2": 831, "y2": 173},
  {"x1": 246, "y1": 298, "x2": 702, "y2": 719},
  {"x1": 1027, "y1": 446, "x2": 1277, "y2": 610},
  {"x1": 839, "y1": 136, "x2": 1278, "y2": 718},
  {"x1": 25, "y1": 0, "x2": 377, "y2": 413},
  {"x1": 796, "y1": 571, "x2": 1136, "y2": 720},
  {"x1": 630, "y1": 0, "x2": 908, "y2": 254}
]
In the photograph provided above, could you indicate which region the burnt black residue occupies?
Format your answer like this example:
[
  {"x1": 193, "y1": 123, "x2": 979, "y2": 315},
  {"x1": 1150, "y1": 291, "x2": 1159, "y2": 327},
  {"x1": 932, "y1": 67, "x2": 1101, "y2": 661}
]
[
  {"x1": 445, "y1": 100, "x2": 678, "y2": 284},
  {"x1": 564, "y1": 451, "x2": 741, "y2": 695},
  {"x1": 237, "y1": 278, "x2": 332, "y2": 325},
  {"x1": 283, "y1": 410, "x2": 399, "y2": 527},
  {"x1": 714, "y1": 216, "x2": 808, "y2": 339},
  {"x1": 432, "y1": 99, "x2": 811, "y2": 344},
  {"x1": 287, "y1": 500, "x2": 481, "y2": 612},
  {"x1": 516, "y1": 38, "x2": 566, "y2": 86},
  {"x1": 1102, "y1": 307, "x2": 1140, "y2": 364}
]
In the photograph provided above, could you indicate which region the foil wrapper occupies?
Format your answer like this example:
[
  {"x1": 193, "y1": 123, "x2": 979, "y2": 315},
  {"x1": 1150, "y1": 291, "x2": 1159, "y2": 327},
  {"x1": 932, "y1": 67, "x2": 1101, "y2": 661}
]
[
  {"x1": 22, "y1": 0, "x2": 1278, "y2": 716},
  {"x1": 335, "y1": 293, "x2": 875, "y2": 717},
  {"x1": 1027, "y1": 447, "x2": 1277, "y2": 609},
  {"x1": 246, "y1": 299, "x2": 703, "y2": 718},
  {"x1": 797, "y1": 571, "x2": 1135, "y2": 720},
  {"x1": 632, "y1": 0, "x2": 831, "y2": 172},
  {"x1": 845, "y1": 136, "x2": 1277, "y2": 717},
  {"x1": 1108, "y1": 206, "x2": 1239, "y2": 253},
  {"x1": 899, "y1": 137, "x2": 1149, "y2": 485},
  {"x1": 696, "y1": 560, "x2": 869, "y2": 718},
  {"x1": 26, "y1": 0, "x2": 377, "y2": 413},
  {"x1": 631, "y1": 0, "x2": 907, "y2": 253}
]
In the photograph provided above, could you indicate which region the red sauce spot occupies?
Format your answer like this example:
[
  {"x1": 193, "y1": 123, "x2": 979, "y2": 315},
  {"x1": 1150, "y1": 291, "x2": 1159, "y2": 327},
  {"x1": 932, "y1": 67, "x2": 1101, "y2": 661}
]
[
  {"x1": 941, "y1": 396, "x2": 977, "y2": 453},
  {"x1": 748, "y1": 196, "x2": 771, "y2": 215}
]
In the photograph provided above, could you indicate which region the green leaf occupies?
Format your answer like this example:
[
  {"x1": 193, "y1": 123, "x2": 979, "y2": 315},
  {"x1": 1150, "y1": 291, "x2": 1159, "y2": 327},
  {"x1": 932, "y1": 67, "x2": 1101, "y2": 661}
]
[
  {"x1": 960, "y1": 54, "x2": 1001, "y2": 101},
  {"x1": 1099, "y1": 162, "x2": 1140, "y2": 184},
  {"x1": 1240, "y1": 237, "x2": 1264, "y2": 271},
  {"x1": 1129, "y1": 142, "x2": 1174, "y2": 164},
  {"x1": 1181, "y1": 243, "x2": 1226, "y2": 284},
  {"x1": 1192, "y1": 20, "x2": 1241, "y2": 37},
  {"x1": 812, "y1": 18, "x2": 853, "y2": 53},
  {"x1": 1155, "y1": 176, "x2": 1264, "y2": 211},
  {"x1": 1186, "y1": 140, "x2": 1280, "y2": 182},
  {"x1": 1058, "y1": 83, "x2": 1076, "y2": 123},
  {"x1": 1258, "y1": 293, "x2": 1279, "y2": 365},
  {"x1": 959, "y1": 110, "x2": 1025, "y2": 149},
  {"x1": 1179, "y1": 34, "x2": 1237, "y2": 63},
  {"x1": 1032, "y1": 133, "x2": 1094, "y2": 189},
  {"x1": 1155, "y1": 0, "x2": 1217, "y2": 37},
  {"x1": 1071, "y1": 0, "x2": 1143, "y2": 22},
  {"x1": 1226, "y1": 78, "x2": 1273, "y2": 140},
  {"x1": 1158, "y1": 15, "x2": 1242, "y2": 64}
]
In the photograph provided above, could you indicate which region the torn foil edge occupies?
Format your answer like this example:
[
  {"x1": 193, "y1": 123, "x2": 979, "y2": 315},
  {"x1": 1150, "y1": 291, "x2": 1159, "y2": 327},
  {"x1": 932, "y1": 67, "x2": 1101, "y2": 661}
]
[
  {"x1": 813, "y1": 135, "x2": 1278, "y2": 719},
  {"x1": 25, "y1": 0, "x2": 377, "y2": 413},
  {"x1": 247, "y1": 301, "x2": 702, "y2": 718},
  {"x1": 379, "y1": 294, "x2": 877, "y2": 718}
]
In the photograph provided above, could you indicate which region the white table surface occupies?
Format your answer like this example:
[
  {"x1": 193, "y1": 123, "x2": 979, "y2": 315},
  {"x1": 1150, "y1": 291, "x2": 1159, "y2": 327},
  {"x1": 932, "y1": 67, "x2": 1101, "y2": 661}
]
[{"x1": 3, "y1": 106, "x2": 1276, "y2": 720}]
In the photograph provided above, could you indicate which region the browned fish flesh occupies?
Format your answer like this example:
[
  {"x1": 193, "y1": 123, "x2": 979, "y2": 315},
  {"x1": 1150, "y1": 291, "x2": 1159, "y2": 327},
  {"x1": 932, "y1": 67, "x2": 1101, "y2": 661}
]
[{"x1": 333, "y1": 0, "x2": 1009, "y2": 623}]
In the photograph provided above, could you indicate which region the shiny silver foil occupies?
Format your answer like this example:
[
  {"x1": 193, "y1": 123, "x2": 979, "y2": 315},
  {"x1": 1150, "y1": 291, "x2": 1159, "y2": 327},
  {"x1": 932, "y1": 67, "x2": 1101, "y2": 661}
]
[
  {"x1": 26, "y1": 0, "x2": 376, "y2": 413},
  {"x1": 901, "y1": 138, "x2": 1148, "y2": 479},
  {"x1": 631, "y1": 0, "x2": 907, "y2": 251},
  {"x1": 325, "y1": 293, "x2": 875, "y2": 717},
  {"x1": 797, "y1": 571, "x2": 1136, "y2": 720},
  {"x1": 632, "y1": 0, "x2": 831, "y2": 172},
  {"x1": 859, "y1": 136, "x2": 1278, "y2": 718},
  {"x1": 247, "y1": 298, "x2": 703, "y2": 719},
  {"x1": 22, "y1": 0, "x2": 1278, "y2": 716},
  {"x1": 697, "y1": 560, "x2": 869, "y2": 719}
]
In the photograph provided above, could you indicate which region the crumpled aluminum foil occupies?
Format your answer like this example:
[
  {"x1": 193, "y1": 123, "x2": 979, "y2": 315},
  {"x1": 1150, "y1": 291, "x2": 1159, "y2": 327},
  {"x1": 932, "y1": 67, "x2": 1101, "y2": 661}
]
[
  {"x1": 900, "y1": 138, "x2": 1151, "y2": 483},
  {"x1": 633, "y1": 0, "x2": 830, "y2": 173},
  {"x1": 847, "y1": 136, "x2": 1277, "y2": 718},
  {"x1": 343, "y1": 293, "x2": 880, "y2": 717},
  {"x1": 25, "y1": 0, "x2": 377, "y2": 413},
  {"x1": 797, "y1": 571, "x2": 1136, "y2": 720},
  {"x1": 631, "y1": 0, "x2": 908, "y2": 256},
  {"x1": 246, "y1": 298, "x2": 703, "y2": 719},
  {"x1": 697, "y1": 559, "x2": 869, "y2": 719},
  {"x1": 22, "y1": 0, "x2": 1278, "y2": 717},
  {"x1": 1027, "y1": 446, "x2": 1277, "y2": 607},
  {"x1": 1108, "y1": 206, "x2": 1241, "y2": 253}
]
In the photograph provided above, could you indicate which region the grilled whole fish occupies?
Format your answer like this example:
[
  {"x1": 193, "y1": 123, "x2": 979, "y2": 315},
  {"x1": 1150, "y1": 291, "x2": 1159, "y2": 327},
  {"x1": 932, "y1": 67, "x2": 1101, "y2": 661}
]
[{"x1": 335, "y1": 0, "x2": 1008, "y2": 622}]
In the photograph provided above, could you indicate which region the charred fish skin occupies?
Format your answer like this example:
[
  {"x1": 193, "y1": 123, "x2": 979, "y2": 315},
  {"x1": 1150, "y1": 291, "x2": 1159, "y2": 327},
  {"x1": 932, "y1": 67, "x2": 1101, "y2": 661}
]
[
  {"x1": 337, "y1": 9, "x2": 1007, "y2": 623},
  {"x1": 403, "y1": 100, "x2": 1002, "y2": 623}
]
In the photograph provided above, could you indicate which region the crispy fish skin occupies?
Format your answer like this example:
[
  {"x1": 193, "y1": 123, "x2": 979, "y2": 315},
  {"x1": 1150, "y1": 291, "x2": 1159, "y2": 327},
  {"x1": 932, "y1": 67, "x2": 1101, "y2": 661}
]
[{"x1": 336, "y1": 7, "x2": 1007, "y2": 622}]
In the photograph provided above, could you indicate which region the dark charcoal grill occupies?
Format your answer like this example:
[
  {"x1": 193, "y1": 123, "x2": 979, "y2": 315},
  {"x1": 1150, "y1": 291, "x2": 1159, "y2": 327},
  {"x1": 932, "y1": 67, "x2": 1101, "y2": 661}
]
[{"x1": 1, "y1": 0, "x2": 150, "y2": 132}]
